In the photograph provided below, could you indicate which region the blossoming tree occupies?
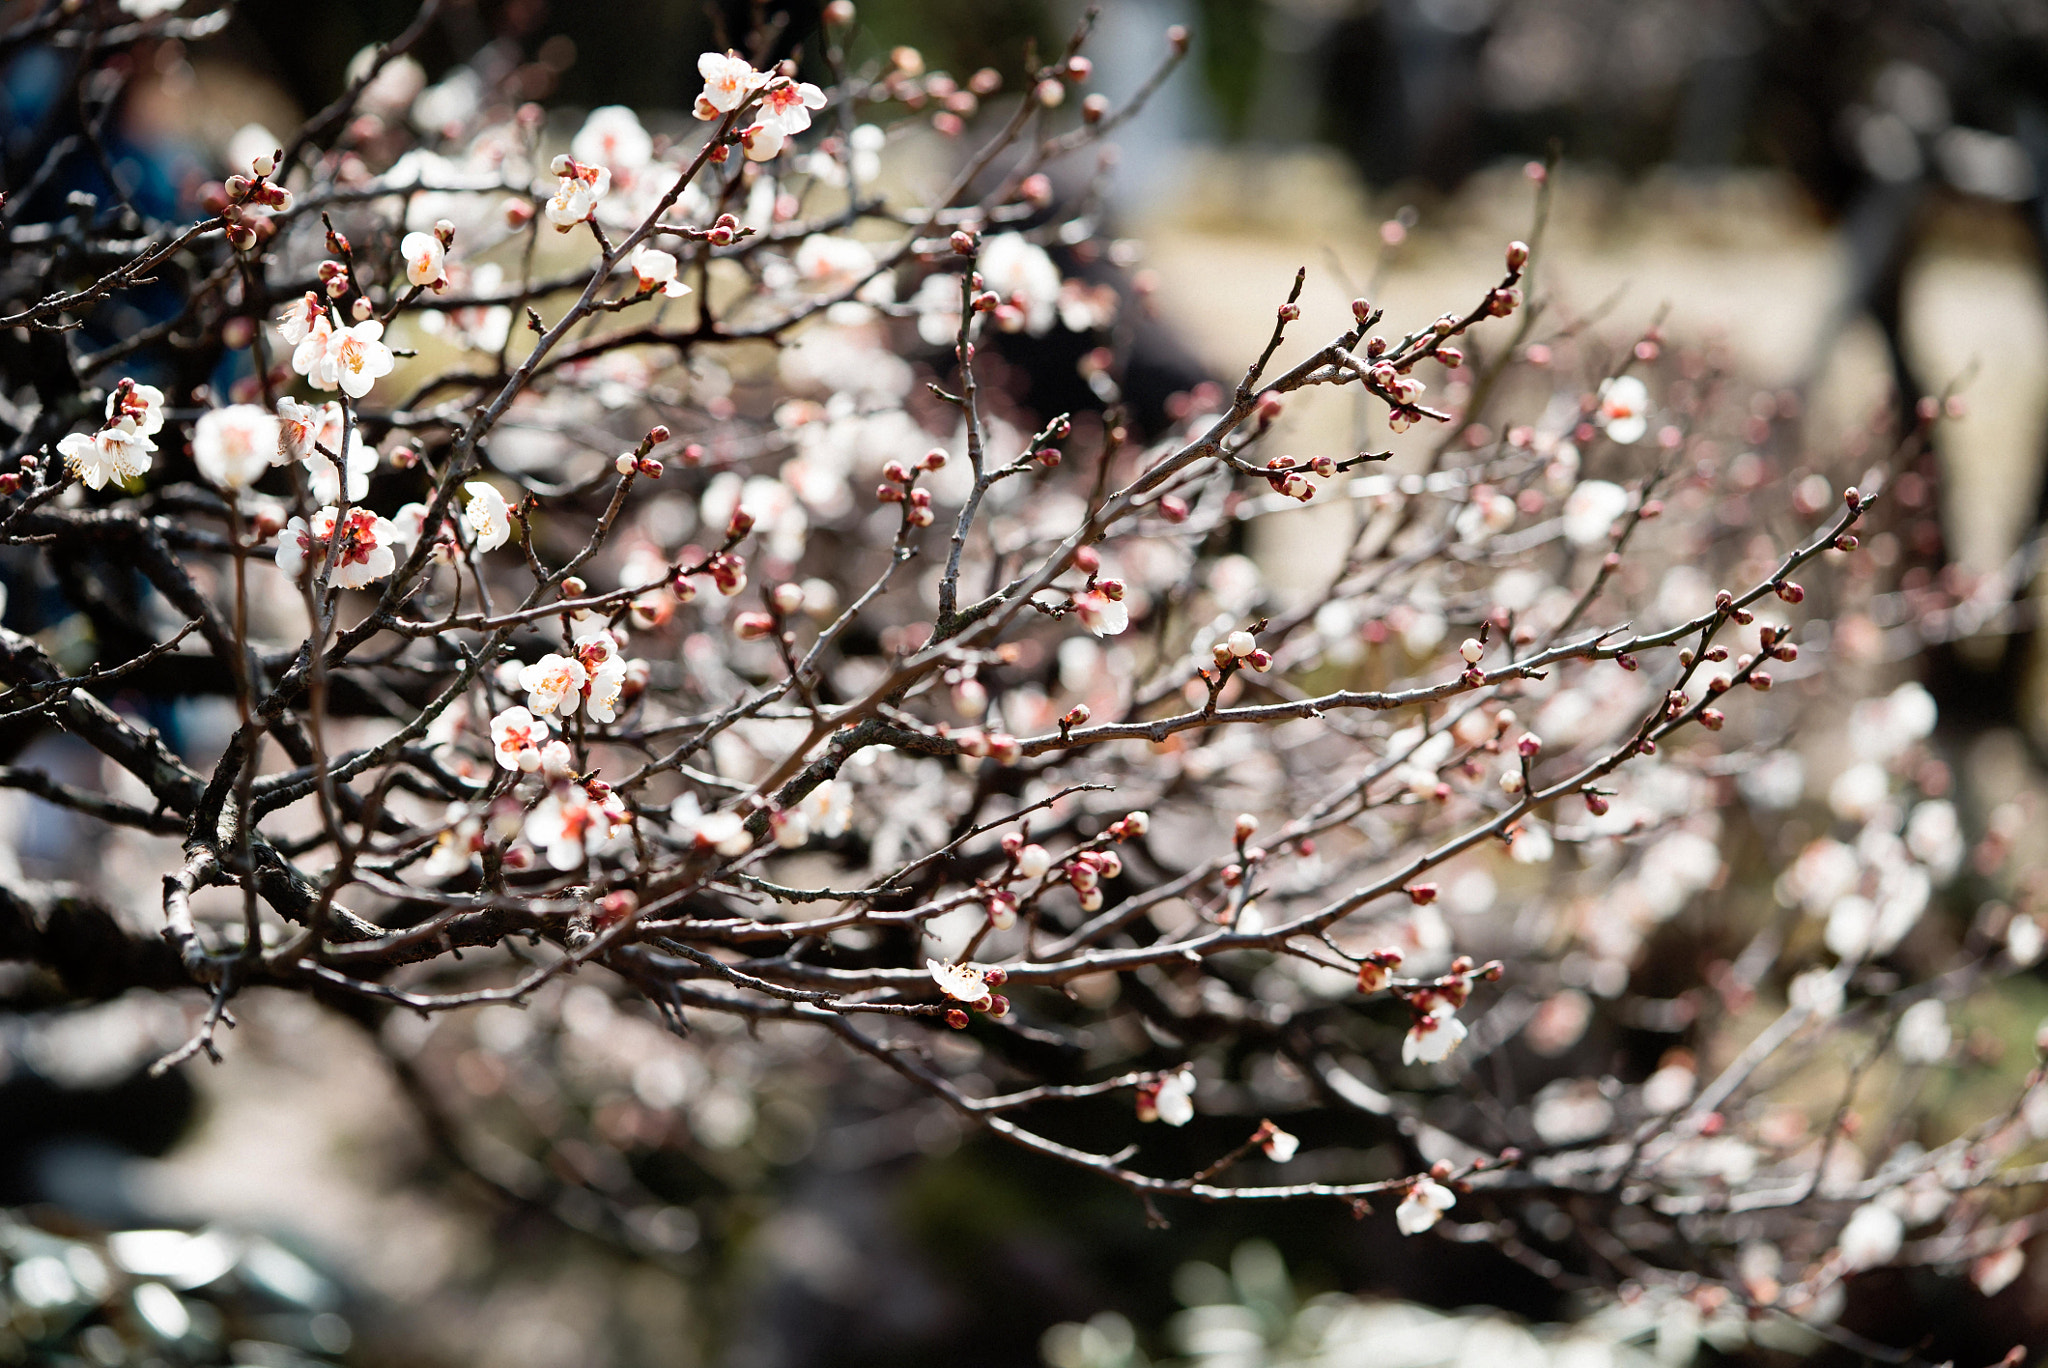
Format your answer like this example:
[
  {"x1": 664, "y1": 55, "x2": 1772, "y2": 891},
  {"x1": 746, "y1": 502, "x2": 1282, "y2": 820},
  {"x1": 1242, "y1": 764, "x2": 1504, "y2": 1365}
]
[{"x1": 2, "y1": 2, "x2": 2045, "y2": 1358}]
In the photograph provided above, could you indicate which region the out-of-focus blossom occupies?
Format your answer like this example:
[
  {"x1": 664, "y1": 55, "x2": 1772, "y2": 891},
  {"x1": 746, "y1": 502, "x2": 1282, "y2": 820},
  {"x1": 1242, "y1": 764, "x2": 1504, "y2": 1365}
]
[
  {"x1": 979, "y1": 233, "x2": 1061, "y2": 334},
  {"x1": 670, "y1": 793, "x2": 754, "y2": 856},
  {"x1": 1895, "y1": 998, "x2": 1951, "y2": 1064},
  {"x1": 793, "y1": 235, "x2": 876, "y2": 292},
  {"x1": 1257, "y1": 1122, "x2": 1299, "y2": 1162},
  {"x1": 193, "y1": 405, "x2": 281, "y2": 491},
  {"x1": 1839, "y1": 1202, "x2": 1904, "y2": 1270},
  {"x1": 524, "y1": 786, "x2": 627, "y2": 870},
  {"x1": 1136, "y1": 1068, "x2": 1195, "y2": 1126},
  {"x1": 571, "y1": 106, "x2": 653, "y2": 178},
  {"x1": 1562, "y1": 479, "x2": 1629, "y2": 547}
]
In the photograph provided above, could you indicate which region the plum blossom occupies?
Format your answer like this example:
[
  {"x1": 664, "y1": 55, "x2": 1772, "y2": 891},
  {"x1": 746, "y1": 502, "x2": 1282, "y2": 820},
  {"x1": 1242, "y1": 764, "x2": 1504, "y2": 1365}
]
[
  {"x1": 1403, "y1": 1010, "x2": 1468, "y2": 1065},
  {"x1": 544, "y1": 156, "x2": 610, "y2": 230},
  {"x1": 1257, "y1": 1121, "x2": 1300, "y2": 1163},
  {"x1": 489, "y1": 706, "x2": 550, "y2": 772},
  {"x1": 694, "y1": 52, "x2": 767, "y2": 120},
  {"x1": 670, "y1": 793, "x2": 754, "y2": 856},
  {"x1": 1598, "y1": 375, "x2": 1650, "y2": 444},
  {"x1": 1396, "y1": 1179, "x2": 1456, "y2": 1235},
  {"x1": 1562, "y1": 478, "x2": 1629, "y2": 547},
  {"x1": 739, "y1": 121, "x2": 790, "y2": 163},
  {"x1": 793, "y1": 235, "x2": 876, "y2": 291},
  {"x1": 518, "y1": 653, "x2": 589, "y2": 717},
  {"x1": 105, "y1": 380, "x2": 165, "y2": 436},
  {"x1": 979, "y1": 233, "x2": 1061, "y2": 335},
  {"x1": 757, "y1": 79, "x2": 827, "y2": 135},
  {"x1": 422, "y1": 805, "x2": 485, "y2": 879},
  {"x1": 58, "y1": 419, "x2": 155, "y2": 490},
  {"x1": 629, "y1": 246, "x2": 692, "y2": 299},
  {"x1": 524, "y1": 785, "x2": 628, "y2": 871},
  {"x1": 291, "y1": 311, "x2": 336, "y2": 387},
  {"x1": 929, "y1": 959, "x2": 993, "y2": 1009},
  {"x1": 1839, "y1": 1202, "x2": 1904, "y2": 1270},
  {"x1": 276, "y1": 506, "x2": 399, "y2": 588},
  {"x1": 324, "y1": 319, "x2": 396, "y2": 399},
  {"x1": 284, "y1": 402, "x2": 377, "y2": 504},
  {"x1": 192, "y1": 405, "x2": 281, "y2": 491},
  {"x1": 911, "y1": 272, "x2": 963, "y2": 346},
  {"x1": 571, "y1": 106, "x2": 653, "y2": 179},
  {"x1": 1895, "y1": 998, "x2": 1951, "y2": 1064},
  {"x1": 1074, "y1": 589, "x2": 1128, "y2": 637},
  {"x1": 400, "y1": 231, "x2": 449, "y2": 289},
  {"x1": 277, "y1": 291, "x2": 324, "y2": 348},
  {"x1": 464, "y1": 481, "x2": 514, "y2": 552},
  {"x1": 1137, "y1": 1068, "x2": 1196, "y2": 1126}
]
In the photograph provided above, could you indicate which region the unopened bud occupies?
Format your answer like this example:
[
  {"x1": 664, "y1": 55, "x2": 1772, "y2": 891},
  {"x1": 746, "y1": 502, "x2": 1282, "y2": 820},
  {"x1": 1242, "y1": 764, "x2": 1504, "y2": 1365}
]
[
  {"x1": 1516, "y1": 732, "x2": 1542, "y2": 758},
  {"x1": 1506, "y1": 240, "x2": 1529, "y2": 271}
]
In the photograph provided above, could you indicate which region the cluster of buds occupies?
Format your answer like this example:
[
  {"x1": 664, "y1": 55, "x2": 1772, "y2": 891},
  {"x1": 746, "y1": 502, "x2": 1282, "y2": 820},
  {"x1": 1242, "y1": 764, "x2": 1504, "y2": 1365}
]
[
  {"x1": 1065, "y1": 849, "x2": 1122, "y2": 912},
  {"x1": 205, "y1": 151, "x2": 290, "y2": 251},
  {"x1": 1213, "y1": 628, "x2": 1272, "y2": 673},
  {"x1": 876, "y1": 456, "x2": 938, "y2": 526},
  {"x1": 318, "y1": 259, "x2": 350, "y2": 300},
  {"x1": 613, "y1": 423, "x2": 670, "y2": 477}
]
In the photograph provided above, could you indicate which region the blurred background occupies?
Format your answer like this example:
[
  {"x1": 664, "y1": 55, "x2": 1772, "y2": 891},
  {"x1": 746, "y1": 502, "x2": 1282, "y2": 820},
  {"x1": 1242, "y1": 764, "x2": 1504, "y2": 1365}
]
[{"x1": 6, "y1": 0, "x2": 2048, "y2": 1364}]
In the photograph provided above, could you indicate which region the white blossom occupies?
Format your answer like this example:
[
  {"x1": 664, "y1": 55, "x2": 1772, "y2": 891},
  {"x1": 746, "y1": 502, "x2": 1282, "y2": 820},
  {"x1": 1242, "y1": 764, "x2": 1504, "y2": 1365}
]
[
  {"x1": 1396, "y1": 1179, "x2": 1456, "y2": 1235},
  {"x1": 400, "y1": 231, "x2": 448, "y2": 289},
  {"x1": 928, "y1": 959, "x2": 992, "y2": 1007},
  {"x1": 489, "y1": 706, "x2": 549, "y2": 773},
  {"x1": 1895, "y1": 998, "x2": 1951, "y2": 1064},
  {"x1": 694, "y1": 52, "x2": 767, "y2": 120},
  {"x1": 1403, "y1": 1010, "x2": 1468, "y2": 1065},
  {"x1": 629, "y1": 246, "x2": 692, "y2": 299},
  {"x1": 464, "y1": 481, "x2": 514, "y2": 552},
  {"x1": 519, "y1": 653, "x2": 588, "y2": 717},
  {"x1": 57, "y1": 419, "x2": 154, "y2": 490}
]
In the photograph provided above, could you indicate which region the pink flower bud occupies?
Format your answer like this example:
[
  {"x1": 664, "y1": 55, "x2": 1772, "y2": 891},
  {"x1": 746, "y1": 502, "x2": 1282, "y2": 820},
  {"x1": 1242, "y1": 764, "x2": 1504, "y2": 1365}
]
[
  {"x1": 946, "y1": 1008, "x2": 970, "y2": 1029},
  {"x1": 1234, "y1": 813, "x2": 1260, "y2": 843},
  {"x1": 1516, "y1": 733, "x2": 1542, "y2": 758},
  {"x1": 733, "y1": 612, "x2": 775, "y2": 640},
  {"x1": 923, "y1": 447, "x2": 948, "y2": 471},
  {"x1": 1407, "y1": 883, "x2": 1437, "y2": 905},
  {"x1": 1160, "y1": 495, "x2": 1189, "y2": 522},
  {"x1": 1776, "y1": 581, "x2": 1805, "y2": 604},
  {"x1": 726, "y1": 507, "x2": 756, "y2": 539},
  {"x1": 1700, "y1": 708, "x2": 1725, "y2": 730},
  {"x1": 988, "y1": 732, "x2": 1022, "y2": 764},
  {"x1": 1506, "y1": 240, "x2": 1529, "y2": 271},
  {"x1": 1584, "y1": 793, "x2": 1609, "y2": 816},
  {"x1": 1749, "y1": 672, "x2": 1773, "y2": 690}
]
